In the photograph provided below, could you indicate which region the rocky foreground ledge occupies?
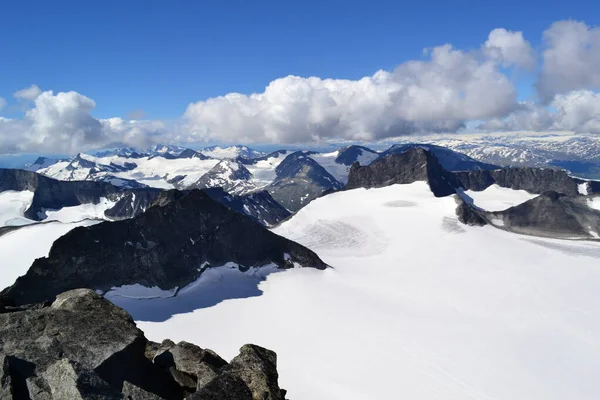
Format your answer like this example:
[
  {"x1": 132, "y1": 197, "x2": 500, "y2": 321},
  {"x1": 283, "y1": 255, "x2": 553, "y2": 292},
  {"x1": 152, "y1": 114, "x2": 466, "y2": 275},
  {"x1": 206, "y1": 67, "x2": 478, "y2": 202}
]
[{"x1": 0, "y1": 289, "x2": 286, "y2": 400}]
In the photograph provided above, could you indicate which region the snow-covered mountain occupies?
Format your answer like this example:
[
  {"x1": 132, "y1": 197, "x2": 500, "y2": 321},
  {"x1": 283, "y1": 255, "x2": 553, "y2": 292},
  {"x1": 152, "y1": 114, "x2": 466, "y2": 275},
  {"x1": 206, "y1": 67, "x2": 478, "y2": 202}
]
[
  {"x1": 200, "y1": 145, "x2": 265, "y2": 159},
  {"x1": 189, "y1": 159, "x2": 257, "y2": 195}
]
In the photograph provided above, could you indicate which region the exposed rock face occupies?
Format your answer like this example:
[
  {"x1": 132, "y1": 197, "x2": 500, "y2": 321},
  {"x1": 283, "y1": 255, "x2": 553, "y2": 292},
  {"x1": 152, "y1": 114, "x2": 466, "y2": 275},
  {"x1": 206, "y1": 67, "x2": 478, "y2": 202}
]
[
  {"x1": 190, "y1": 160, "x2": 256, "y2": 195},
  {"x1": 453, "y1": 168, "x2": 584, "y2": 195},
  {"x1": 0, "y1": 169, "x2": 290, "y2": 226},
  {"x1": 455, "y1": 197, "x2": 487, "y2": 227},
  {"x1": 377, "y1": 143, "x2": 498, "y2": 171},
  {"x1": 177, "y1": 149, "x2": 210, "y2": 160},
  {"x1": 202, "y1": 188, "x2": 291, "y2": 227},
  {"x1": 334, "y1": 145, "x2": 379, "y2": 166},
  {"x1": 477, "y1": 191, "x2": 600, "y2": 239},
  {"x1": 1, "y1": 189, "x2": 326, "y2": 306},
  {"x1": 0, "y1": 289, "x2": 287, "y2": 399},
  {"x1": 0, "y1": 168, "x2": 158, "y2": 220},
  {"x1": 266, "y1": 152, "x2": 343, "y2": 212},
  {"x1": 346, "y1": 148, "x2": 456, "y2": 197}
]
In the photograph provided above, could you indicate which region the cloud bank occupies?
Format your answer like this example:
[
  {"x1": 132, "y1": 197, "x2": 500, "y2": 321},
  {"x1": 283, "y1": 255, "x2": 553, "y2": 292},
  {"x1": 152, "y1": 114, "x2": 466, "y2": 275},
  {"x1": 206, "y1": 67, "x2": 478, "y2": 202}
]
[{"x1": 1, "y1": 20, "x2": 600, "y2": 153}]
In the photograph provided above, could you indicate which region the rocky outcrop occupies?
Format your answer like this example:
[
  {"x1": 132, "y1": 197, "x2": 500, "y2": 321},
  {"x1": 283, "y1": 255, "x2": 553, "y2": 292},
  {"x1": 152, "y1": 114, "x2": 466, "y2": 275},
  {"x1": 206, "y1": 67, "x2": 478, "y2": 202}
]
[
  {"x1": 334, "y1": 145, "x2": 379, "y2": 166},
  {"x1": 453, "y1": 167, "x2": 585, "y2": 195},
  {"x1": 0, "y1": 289, "x2": 287, "y2": 399},
  {"x1": 202, "y1": 188, "x2": 291, "y2": 227},
  {"x1": 377, "y1": 143, "x2": 498, "y2": 171},
  {"x1": 265, "y1": 152, "x2": 343, "y2": 212},
  {"x1": 346, "y1": 148, "x2": 456, "y2": 197},
  {"x1": 1, "y1": 189, "x2": 326, "y2": 306},
  {"x1": 455, "y1": 197, "x2": 487, "y2": 227},
  {"x1": 476, "y1": 191, "x2": 600, "y2": 239},
  {"x1": 0, "y1": 168, "x2": 158, "y2": 220}
]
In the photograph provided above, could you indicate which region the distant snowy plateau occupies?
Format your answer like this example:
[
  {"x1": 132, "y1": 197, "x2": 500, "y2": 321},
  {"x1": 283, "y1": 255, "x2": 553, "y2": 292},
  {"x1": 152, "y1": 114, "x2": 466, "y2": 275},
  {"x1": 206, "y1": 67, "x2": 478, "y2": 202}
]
[{"x1": 2, "y1": 134, "x2": 600, "y2": 399}]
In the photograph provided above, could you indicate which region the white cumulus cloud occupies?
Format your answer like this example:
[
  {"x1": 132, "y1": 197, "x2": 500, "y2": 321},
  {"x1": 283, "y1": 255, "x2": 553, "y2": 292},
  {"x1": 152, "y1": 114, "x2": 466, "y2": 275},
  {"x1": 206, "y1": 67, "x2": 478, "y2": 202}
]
[
  {"x1": 537, "y1": 20, "x2": 600, "y2": 101},
  {"x1": 0, "y1": 97, "x2": 6, "y2": 111},
  {"x1": 483, "y1": 28, "x2": 536, "y2": 69},
  {"x1": 13, "y1": 84, "x2": 42, "y2": 101},
  {"x1": 184, "y1": 43, "x2": 518, "y2": 144}
]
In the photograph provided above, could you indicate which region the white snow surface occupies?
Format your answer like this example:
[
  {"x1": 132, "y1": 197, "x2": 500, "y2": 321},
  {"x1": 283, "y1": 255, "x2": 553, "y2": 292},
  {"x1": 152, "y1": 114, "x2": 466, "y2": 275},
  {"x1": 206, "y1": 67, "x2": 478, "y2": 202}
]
[
  {"x1": 0, "y1": 220, "x2": 99, "y2": 290},
  {"x1": 578, "y1": 182, "x2": 590, "y2": 195},
  {"x1": 0, "y1": 190, "x2": 35, "y2": 227},
  {"x1": 463, "y1": 184, "x2": 537, "y2": 211},
  {"x1": 38, "y1": 153, "x2": 219, "y2": 189},
  {"x1": 244, "y1": 152, "x2": 288, "y2": 188},
  {"x1": 587, "y1": 197, "x2": 600, "y2": 211},
  {"x1": 309, "y1": 149, "x2": 378, "y2": 184},
  {"x1": 104, "y1": 284, "x2": 178, "y2": 300},
  {"x1": 113, "y1": 182, "x2": 600, "y2": 400},
  {"x1": 43, "y1": 197, "x2": 116, "y2": 223}
]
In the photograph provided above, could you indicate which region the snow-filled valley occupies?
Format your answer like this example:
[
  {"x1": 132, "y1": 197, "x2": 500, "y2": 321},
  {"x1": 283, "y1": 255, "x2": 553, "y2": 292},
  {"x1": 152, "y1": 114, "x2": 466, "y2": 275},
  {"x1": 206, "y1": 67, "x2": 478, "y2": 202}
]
[{"x1": 95, "y1": 182, "x2": 600, "y2": 400}]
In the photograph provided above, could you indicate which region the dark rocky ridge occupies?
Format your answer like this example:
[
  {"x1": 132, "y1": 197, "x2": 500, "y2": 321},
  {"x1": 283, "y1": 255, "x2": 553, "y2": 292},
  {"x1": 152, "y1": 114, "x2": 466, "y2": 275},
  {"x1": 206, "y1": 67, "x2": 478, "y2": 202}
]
[
  {"x1": 266, "y1": 151, "x2": 343, "y2": 212},
  {"x1": 453, "y1": 167, "x2": 590, "y2": 196},
  {"x1": 346, "y1": 148, "x2": 456, "y2": 197},
  {"x1": 0, "y1": 289, "x2": 287, "y2": 399},
  {"x1": 461, "y1": 192, "x2": 600, "y2": 239},
  {"x1": 0, "y1": 168, "x2": 158, "y2": 220},
  {"x1": 334, "y1": 145, "x2": 379, "y2": 166},
  {"x1": 378, "y1": 143, "x2": 499, "y2": 171},
  {"x1": 1, "y1": 189, "x2": 326, "y2": 306}
]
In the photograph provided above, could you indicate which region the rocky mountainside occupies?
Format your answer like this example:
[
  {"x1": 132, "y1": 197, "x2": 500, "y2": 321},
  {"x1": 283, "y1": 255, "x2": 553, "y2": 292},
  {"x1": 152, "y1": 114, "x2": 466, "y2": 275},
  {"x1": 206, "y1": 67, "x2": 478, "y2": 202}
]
[
  {"x1": 334, "y1": 145, "x2": 379, "y2": 166},
  {"x1": 346, "y1": 148, "x2": 456, "y2": 197},
  {"x1": 266, "y1": 151, "x2": 344, "y2": 211},
  {"x1": 377, "y1": 143, "x2": 498, "y2": 171},
  {"x1": 189, "y1": 160, "x2": 256, "y2": 195},
  {"x1": 1, "y1": 189, "x2": 326, "y2": 306},
  {"x1": 0, "y1": 168, "x2": 290, "y2": 226},
  {"x1": 0, "y1": 288, "x2": 286, "y2": 399},
  {"x1": 0, "y1": 168, "x2": 157, "y2": 221},
  {"x1": 453, "y1": 168, "x2": 591, "y2": 196},
  {"x1": 458, "y1": 191, "x2": 600, "y2": 239}
]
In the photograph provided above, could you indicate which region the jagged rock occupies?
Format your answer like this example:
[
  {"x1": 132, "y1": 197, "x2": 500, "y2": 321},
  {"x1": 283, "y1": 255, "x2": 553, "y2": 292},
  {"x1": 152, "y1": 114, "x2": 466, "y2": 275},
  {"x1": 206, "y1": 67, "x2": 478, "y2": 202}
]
[
  {"x1": 453, "y1": 167, "x2": 582, "y2": 195},
  {"x1": 190, "y1": 373, "x2": 253, "y2": 400},
  {"x1": 0, "y1": 289, "x2": 183, "y2": 399},
  {"x1": 265, "y1": 151, "x2": 344, "y2": 212},
  {"x1": 334, "y1": 145, "x2": 379, "y2": 166},
  {"x1": 41, "y1": 358, "x2": 122, "y2": 399},
  {"x1": 377, "y1": 143, "x2": 498, "y2": 171},
  {"x1": 455, "y1": 197, "x2": 487, "y2": 227},
  {"x1": 226, "y1": 344, "x2": 283, "y2": 400},
  {"x1": 202, "y1": 188, "x2": 291, "y2": 227},
  {"x1": 1, "y1": 190, "x2": 326, "y2": 306},
  {"x1": 154, "y1": 341, "x2": 227, "y2": 394},
  {"x1": 0, "y1": 289, "x2": 287, "y2": 400},
  {"x1": 478, "y1": 191, "x2": 600, "y2": 239},
  {"x1": 346, "y1": 148, "x2": 456, "y2": 197}
]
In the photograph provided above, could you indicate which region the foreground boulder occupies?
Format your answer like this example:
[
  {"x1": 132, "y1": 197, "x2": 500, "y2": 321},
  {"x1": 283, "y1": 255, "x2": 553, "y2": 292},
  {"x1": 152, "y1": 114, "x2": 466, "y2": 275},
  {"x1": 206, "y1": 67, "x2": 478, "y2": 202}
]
[
  {"x1": 1, "y1": 189, "x2": 326, "y2": 306},
  {"x1": 0, "y1": 289, "x2": 287, "y2": 399}
]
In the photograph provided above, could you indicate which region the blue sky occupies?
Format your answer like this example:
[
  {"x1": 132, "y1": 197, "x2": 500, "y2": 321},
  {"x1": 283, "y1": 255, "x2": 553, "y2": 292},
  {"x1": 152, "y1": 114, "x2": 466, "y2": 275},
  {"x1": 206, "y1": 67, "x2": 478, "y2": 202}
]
[
  {"x1": 0, "y1": 0, "x2": 597, "y2": 119},
  {"x1": 1, "y1": 0, "x2": 600, "y2": 155}
]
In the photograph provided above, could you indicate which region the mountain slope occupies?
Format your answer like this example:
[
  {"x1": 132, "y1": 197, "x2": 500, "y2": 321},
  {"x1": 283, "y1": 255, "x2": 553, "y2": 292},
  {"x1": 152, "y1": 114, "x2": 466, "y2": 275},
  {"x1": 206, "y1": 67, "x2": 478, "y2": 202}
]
[
  {"x1": 190, "y1": 160, "x2": 257, "y2": 195},
  {"x1": 1, "y1": 189, "x2": 326, "y2": 306},
  {"x1": 378, "y1": 143, "x2": 498, "y2": 171},
  {"x1": 265, "y1": 152, "x2": 343, "y2": 212},
  {"x1": 346, "y1": 148, "x2": 456, "y2": 197}
]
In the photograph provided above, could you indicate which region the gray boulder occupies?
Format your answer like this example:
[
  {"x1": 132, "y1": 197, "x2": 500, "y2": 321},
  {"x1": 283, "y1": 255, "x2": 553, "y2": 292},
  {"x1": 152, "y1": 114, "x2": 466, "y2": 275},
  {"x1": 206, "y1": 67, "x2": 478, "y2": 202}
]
[{"x1": 0, "y1": 289, "x2": 288, "y2": 399}]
